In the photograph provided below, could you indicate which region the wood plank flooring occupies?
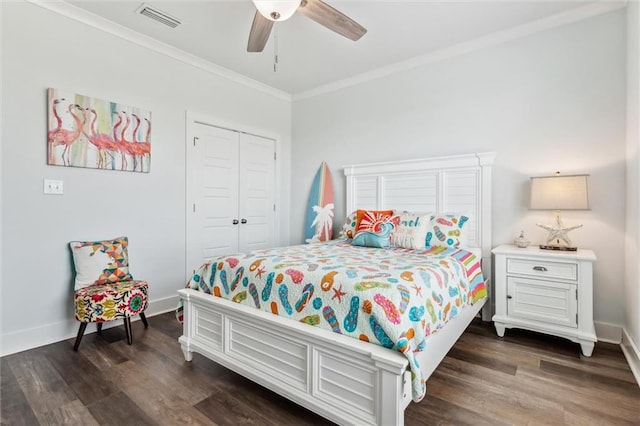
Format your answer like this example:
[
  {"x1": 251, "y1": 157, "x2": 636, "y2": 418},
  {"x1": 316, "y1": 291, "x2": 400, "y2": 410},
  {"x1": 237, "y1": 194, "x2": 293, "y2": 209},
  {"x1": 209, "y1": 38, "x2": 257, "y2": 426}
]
[{"x1": 1, "y1": 313, "x2": 638, "y2": 425}]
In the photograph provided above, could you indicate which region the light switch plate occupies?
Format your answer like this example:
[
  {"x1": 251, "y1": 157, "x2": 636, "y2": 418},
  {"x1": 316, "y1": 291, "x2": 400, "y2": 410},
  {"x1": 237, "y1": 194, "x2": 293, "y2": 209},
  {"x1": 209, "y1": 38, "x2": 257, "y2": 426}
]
[{"x1": 44, "y1": 179, "x2": 64, "y2": 195}]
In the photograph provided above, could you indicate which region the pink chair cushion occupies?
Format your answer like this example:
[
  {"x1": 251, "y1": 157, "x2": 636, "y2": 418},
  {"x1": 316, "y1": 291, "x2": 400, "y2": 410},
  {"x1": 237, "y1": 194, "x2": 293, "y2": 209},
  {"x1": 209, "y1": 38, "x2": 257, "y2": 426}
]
[{"x1": 75, "y1": 280, "x2": 148, "y2": 323}]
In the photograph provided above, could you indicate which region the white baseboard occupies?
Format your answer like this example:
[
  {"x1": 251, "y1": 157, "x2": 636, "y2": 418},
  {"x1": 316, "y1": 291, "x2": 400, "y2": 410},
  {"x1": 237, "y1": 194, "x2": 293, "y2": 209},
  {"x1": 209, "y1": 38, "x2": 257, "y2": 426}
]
[
  {"x1": 0, "y1": 294, "x2": 180, "y2": 357},
  {"x1": 145, "y1": 294, "x2": 181, "y2": 316},
  {"x1": 621, "y1": 328, "x2": 640, "y2": 387},
  {"x1": 594, "y1": 321, "x2": 623, "y2": 344}
]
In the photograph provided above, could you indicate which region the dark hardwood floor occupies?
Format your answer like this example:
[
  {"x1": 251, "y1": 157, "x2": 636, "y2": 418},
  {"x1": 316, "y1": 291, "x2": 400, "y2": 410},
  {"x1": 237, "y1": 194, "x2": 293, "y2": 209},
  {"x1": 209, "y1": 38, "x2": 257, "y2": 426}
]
[{"x1": 1, "y1": 312, "x2": 639, "y2": 425}]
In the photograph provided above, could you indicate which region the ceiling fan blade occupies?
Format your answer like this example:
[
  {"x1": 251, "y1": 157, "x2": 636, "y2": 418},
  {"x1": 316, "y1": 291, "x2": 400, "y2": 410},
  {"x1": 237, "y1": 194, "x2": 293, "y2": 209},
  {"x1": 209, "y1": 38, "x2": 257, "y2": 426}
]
[
  {"x1": 298, "y1": 0, "x2": 366, "y2": 41},
  {"x1": 247, "y1": 11, "x2": 274, "y2": 52}
]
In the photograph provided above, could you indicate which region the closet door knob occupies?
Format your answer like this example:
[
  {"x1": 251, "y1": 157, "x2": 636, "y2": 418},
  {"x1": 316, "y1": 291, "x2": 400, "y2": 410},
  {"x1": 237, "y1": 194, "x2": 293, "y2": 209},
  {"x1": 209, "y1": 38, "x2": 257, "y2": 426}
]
[
  {"x1": 232, "y1": 219, "x2": 239, "y2": 225},
  {"x1": 241, "y1": 218, "x2": 247, "y2": 224}
]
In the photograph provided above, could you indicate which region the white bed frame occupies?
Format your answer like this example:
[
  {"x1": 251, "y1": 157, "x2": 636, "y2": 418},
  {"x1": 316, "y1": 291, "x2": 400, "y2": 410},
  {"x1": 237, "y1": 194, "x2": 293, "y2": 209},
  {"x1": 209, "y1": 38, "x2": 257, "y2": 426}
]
[{"x1": 179, "y1": 152, "x2": 495, "y2": 425}]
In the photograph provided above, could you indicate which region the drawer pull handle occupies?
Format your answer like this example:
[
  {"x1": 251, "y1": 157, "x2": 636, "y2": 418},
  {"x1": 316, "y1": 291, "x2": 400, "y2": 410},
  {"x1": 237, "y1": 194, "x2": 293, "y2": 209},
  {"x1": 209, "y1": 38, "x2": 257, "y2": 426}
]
[
  {"x1": 533, "y1": 266, "x2": 548, "y2": 272},
  {"x1": 507, "y1": 295, "x2": 512, "y2": 299}
]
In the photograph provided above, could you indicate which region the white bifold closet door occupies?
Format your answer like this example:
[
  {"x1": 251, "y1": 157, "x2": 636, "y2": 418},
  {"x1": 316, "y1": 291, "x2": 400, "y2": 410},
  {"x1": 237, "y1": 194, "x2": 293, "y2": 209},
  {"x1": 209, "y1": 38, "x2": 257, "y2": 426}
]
[{"x1": 187, "y1": 123, "x2": 276, "y2": 276}]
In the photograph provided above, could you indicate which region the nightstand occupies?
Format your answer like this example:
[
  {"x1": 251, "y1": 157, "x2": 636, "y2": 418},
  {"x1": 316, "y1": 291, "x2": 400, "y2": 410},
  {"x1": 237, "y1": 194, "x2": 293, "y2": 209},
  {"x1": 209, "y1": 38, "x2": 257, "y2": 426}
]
[{"x1": 492, "y1": 244, "x2": 597, "y2": 356}]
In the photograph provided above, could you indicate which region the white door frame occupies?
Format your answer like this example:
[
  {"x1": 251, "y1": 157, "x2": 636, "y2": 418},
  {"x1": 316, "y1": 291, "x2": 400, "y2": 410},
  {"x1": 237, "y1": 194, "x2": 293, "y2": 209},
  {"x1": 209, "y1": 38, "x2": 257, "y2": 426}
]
[{"x1": 185, "y1": 111, "x2": 282, "y2": 281}]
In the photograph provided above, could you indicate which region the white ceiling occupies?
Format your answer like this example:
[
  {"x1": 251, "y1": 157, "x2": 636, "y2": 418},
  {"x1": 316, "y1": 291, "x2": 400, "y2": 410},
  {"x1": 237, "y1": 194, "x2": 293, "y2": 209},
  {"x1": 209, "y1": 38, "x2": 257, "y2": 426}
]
[{"x1": 67, "y1": 1, "x2": 606, "y2": 96}]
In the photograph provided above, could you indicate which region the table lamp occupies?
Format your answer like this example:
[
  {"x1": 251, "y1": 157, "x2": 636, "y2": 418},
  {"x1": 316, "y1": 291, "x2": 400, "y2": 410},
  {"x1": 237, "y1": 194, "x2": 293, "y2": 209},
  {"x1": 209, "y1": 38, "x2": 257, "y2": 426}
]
[{"x1": 529, "y1": 173, "x2": 590, "y2": 251}]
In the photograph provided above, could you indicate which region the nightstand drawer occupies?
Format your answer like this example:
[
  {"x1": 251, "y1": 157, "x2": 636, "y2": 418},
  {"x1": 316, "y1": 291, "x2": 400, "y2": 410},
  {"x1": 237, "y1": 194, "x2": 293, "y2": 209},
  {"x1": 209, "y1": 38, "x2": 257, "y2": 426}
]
[{"x1": 507, "y1": 258, "x2": 577, "y2": 281}]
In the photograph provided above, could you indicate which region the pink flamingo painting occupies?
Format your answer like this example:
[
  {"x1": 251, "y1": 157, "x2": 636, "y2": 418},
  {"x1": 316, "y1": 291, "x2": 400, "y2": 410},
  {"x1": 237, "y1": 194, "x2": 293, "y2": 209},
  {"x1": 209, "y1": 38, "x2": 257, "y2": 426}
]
[{"x1": 47, "y1": 88, "x2": 151, "y2": 172}]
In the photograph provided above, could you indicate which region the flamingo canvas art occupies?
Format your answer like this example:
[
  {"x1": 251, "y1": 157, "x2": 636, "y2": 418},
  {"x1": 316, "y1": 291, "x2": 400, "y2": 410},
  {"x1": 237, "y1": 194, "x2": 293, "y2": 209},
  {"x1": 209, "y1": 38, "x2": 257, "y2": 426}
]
[{"x1": 47, "y1": 88, "x2": 152, "y2": 172}]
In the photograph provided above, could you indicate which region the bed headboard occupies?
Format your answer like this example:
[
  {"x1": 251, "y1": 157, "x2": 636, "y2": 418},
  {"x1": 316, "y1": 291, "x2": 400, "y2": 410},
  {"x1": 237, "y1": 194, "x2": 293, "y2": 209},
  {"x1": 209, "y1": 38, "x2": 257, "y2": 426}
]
[{"x1": 343, "y1": 152, "x2": 495, "y2": 320}]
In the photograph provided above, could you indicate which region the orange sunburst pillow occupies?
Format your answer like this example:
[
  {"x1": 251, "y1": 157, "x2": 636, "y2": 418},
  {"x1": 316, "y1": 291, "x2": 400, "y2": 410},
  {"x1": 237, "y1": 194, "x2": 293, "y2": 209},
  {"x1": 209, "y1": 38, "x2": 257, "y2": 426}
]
[
  {"x1": 352, "y1": 210, "x2": 399, "y2": 248},
  {"x1": 355, "y1": 209, "x2": 394, "y2": 231}
]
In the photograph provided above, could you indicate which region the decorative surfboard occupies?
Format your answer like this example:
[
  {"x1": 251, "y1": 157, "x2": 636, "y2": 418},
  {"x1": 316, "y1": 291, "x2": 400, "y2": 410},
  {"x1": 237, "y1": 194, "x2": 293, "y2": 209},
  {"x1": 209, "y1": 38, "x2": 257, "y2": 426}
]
[{"x1": 304, "y1": 161, "x2": 335, "y2": 243}]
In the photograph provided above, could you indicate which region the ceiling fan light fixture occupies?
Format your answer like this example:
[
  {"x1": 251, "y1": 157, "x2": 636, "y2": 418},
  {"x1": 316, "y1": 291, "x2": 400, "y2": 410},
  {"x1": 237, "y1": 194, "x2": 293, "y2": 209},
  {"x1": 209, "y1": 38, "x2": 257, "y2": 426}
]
[{"x1": 252, "y1": 0, "x2": 300, "y2": 22}]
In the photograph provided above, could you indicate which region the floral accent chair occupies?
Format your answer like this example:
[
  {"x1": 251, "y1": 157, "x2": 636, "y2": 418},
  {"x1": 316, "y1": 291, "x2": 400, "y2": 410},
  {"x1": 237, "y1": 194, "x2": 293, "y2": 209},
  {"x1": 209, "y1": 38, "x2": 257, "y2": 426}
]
[{"x1": 70, "y1": 236, "x2": 149, "y2": 350}]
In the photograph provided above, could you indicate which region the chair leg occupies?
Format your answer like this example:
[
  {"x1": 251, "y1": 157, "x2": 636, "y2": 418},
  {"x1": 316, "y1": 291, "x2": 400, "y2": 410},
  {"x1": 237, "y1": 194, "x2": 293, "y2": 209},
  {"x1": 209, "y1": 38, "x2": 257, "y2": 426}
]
[
  {"x1": 140, "y1": 312, "x2": 149, "y2": 328},
  {"x1": 124, "y1": 317, "x2": 133, "y2": 345},
  {"x1": 73, "y1": 323, "x2": 88, "y2": 351},
  {"x1": 97, "y1": 323, "x2": 103, "y2": 335}
]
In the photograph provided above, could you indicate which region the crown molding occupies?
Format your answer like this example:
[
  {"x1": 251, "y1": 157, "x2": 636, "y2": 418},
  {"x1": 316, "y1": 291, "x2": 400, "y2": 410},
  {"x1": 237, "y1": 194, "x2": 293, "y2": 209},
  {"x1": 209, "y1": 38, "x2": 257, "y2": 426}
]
[
  {"x1": 293, "y1": 1, "x2": 627, "y2": 101},
  {"x1": 26, "y1": 0, "x2": 292, "y2": 102}
]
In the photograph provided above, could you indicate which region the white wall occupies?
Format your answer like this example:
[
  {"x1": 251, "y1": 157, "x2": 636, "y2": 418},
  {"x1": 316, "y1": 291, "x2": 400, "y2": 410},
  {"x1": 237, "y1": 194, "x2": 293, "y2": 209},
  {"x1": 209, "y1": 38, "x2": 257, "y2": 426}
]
[
  {"x1": 291, "y1": 11, "x2": 627, "y2": 328},
  {"x1": 0, "y1": 1, "x2": 291, "y2": 355},
  {"x1": 624, "y1": 0, "x2": 640, "y2": 378}
]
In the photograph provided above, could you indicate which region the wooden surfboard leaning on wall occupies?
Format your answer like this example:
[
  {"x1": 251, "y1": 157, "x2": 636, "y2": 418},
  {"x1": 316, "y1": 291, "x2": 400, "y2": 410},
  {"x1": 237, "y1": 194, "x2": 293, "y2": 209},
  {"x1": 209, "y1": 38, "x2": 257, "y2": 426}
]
[{"x1": 304, "y1": 162, "x2": 335, "y2": 243}]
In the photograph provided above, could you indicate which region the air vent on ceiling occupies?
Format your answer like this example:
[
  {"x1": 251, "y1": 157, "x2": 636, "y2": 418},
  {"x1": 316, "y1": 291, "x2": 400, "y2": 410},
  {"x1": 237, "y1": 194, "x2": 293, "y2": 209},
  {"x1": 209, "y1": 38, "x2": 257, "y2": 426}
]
[{"x1": 136, "y1": 3, "x2": 181, "y2": 28}]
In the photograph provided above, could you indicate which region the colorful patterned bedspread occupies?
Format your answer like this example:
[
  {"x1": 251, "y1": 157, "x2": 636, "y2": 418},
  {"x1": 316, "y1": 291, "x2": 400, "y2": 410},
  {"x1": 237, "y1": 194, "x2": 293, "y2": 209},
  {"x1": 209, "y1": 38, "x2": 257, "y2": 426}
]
[{"x1": 178, "y1": 240, "x2": 486, "y2": 402}]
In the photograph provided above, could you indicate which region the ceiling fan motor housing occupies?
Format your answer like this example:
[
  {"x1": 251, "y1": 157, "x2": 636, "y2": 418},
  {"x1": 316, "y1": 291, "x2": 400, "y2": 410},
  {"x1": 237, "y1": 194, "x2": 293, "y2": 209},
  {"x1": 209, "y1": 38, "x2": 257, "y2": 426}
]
[{"x1": 252, "y1": 1, "x2": 301, "y2": 22}]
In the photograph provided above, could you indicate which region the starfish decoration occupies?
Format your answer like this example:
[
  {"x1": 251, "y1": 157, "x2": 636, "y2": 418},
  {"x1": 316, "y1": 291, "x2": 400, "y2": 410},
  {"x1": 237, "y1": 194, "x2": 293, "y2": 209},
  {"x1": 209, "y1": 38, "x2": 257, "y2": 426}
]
[
  {"x1": 411, "y1": 283, "x2": 423, "y2": 297},
  {"x1": 537, "y1": 213, "x2": 582, "y2": 247},
  {"x1": 332, "y1": 284, "x2": 347, "y2": 303},
  {"x1": 256, "y1": 266, "x2": 266, "y2": 279}
]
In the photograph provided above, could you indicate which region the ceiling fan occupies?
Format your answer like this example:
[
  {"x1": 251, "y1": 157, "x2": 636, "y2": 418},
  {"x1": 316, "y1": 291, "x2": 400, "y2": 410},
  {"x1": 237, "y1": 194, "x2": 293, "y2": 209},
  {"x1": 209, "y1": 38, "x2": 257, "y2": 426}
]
[{"x1": 247, "y1": 0, "x2": 367, "y2": 52}]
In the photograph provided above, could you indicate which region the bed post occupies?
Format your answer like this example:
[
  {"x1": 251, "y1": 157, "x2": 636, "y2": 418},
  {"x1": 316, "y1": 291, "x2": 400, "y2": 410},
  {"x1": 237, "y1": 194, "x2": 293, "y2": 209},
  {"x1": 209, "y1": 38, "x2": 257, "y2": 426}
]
[
  {"x1": 178, "y1": 289, "x2": 194, "y2": 362},
  {"x1": 372, "y1": 356, "x2": 410, "y2": 426},
  {"x1": 476, "y1": 152, "x2": 495, "y2": 321}
]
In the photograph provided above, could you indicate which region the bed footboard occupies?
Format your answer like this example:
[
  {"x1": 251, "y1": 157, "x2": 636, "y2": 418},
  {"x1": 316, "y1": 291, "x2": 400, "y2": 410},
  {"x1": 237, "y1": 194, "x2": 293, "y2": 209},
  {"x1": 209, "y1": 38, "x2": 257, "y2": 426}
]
[{"x1": 178, "y1": 288, "x2": 412, "y2": 426}]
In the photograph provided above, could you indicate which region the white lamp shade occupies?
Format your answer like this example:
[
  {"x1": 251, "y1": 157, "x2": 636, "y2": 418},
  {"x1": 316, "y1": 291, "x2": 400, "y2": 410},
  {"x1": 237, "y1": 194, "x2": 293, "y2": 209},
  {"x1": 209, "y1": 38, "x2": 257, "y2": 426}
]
[
  {"x1": 252, "y1": 1, "x2": 300, "y2": 21},
  {"x1": 529, "y1": 174, "x2": 590, "y2": 210}
]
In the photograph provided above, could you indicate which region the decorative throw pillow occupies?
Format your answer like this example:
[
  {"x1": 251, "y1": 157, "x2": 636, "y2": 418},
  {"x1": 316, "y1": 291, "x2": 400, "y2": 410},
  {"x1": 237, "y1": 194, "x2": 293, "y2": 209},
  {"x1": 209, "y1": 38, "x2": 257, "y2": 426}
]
[
  {"x1": 339, "y1": 210, "x2": 358, "y2": 239},
  {"x1": 356, "y1": 209, "x2": 393, "y2": 228},
  {"x1": 390, "y1": 211, "x2": 432, "y2": 249},
  {"x1": 352, "y1": 210, "x2": 399, "y2": 248},
  {"x1": 70, "y1": 236, "x2": 133, "y2": 290},
  {"x1": 425, "y1": 214, "x2": 470, "y2": 248}
]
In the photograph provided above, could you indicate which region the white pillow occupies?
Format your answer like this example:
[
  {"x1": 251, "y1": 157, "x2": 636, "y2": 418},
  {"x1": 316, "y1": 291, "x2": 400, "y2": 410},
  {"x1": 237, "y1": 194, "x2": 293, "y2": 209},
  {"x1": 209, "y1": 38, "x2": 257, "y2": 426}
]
[
  {"x1": 69, "y1": 236, "x2": 133, "y2": 290},
  {"x1": 391, "y1": 211, "x2": 432, "y2": 249}
]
